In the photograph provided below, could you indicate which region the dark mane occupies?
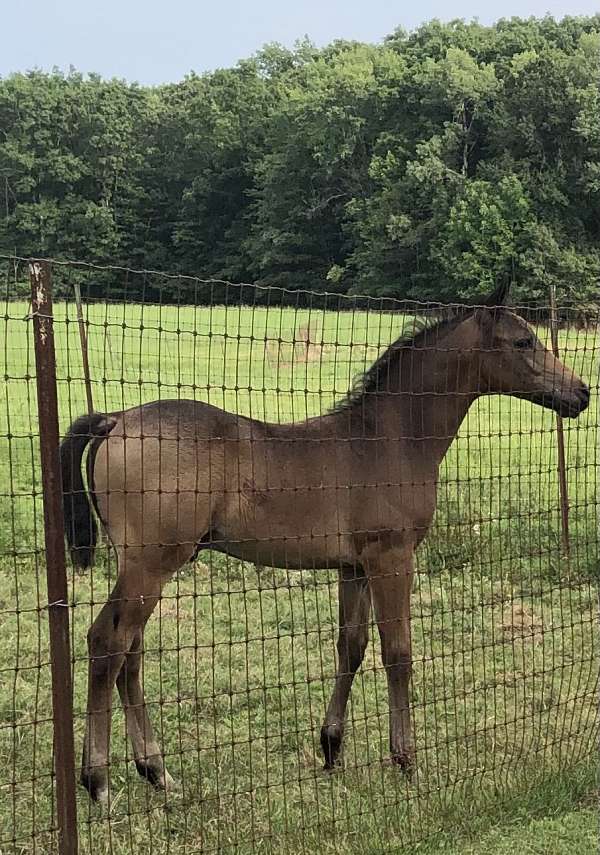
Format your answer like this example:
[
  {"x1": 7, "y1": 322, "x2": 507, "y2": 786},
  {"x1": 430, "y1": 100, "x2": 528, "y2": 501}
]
[{"x1": 331, "y1": 309, "x2": 470, "y2": 413}]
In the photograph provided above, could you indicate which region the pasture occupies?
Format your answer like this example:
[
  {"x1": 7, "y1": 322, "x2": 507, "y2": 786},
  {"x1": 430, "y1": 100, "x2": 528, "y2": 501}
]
[{"x1": 0, "y1": 298, "x2": 598, "y2": 854}]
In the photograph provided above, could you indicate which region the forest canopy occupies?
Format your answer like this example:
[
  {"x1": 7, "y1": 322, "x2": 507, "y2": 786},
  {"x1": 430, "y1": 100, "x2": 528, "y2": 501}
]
[{"x1": 1, "y1": 16, "x2": 599, "y2": 304}]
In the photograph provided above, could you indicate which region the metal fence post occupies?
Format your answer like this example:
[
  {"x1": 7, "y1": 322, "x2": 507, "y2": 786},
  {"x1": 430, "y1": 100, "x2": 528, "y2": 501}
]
[
  {"x1": 73, "y1": 281, "x2": 94, "y2": 415},
  {"x1": 29, "y1": 260, "x2": 79, "y2": 855},
  {"x1": 548, "y1": 282, "x2": 570, "y2": 561}
]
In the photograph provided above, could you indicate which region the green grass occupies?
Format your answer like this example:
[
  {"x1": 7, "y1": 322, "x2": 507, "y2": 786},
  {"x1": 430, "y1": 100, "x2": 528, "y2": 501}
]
[
  {"x1": 441, "y1": 806, "x2": 598, "y2": 855},
  {"x1": 0, "y1": 299, "x2": 598, "y2": 853}
]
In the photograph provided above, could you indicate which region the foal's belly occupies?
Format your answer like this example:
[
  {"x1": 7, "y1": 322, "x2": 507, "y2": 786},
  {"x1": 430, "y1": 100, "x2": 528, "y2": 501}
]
[
  {"x1": 211, "y1": 486, "x2": 359, "y2": 570},
  {"x1": 206, "y1": 532, "x2": 359, "y2": 572},
  {"x1": 207, "y1": 480, "x2": 432, "y2": 570}
]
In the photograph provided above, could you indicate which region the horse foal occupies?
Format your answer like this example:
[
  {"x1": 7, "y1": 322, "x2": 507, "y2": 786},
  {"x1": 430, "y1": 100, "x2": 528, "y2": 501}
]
[{"x1": 60, "y1": 286, "x2": 589, "y2": 802}]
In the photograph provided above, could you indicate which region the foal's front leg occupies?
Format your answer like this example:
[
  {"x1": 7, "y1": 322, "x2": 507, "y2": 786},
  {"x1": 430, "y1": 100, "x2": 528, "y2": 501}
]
[
  {"x1": 363, "y1": 543, "x2": 415, "y2": 772},
  {"x1": 321, "y1": 567, "x2": 371, "y2": 769}
]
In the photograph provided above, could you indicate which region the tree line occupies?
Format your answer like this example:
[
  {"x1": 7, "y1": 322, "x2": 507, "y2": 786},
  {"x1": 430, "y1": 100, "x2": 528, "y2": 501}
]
[{"x1": 1, "y1": 16, "x2": 599, "y2": 306}]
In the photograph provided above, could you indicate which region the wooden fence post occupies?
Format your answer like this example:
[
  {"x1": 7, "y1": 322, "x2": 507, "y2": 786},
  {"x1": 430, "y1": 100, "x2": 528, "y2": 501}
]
[{"x1": 30, "y1": 260, "x2": 79, "y2": 855}]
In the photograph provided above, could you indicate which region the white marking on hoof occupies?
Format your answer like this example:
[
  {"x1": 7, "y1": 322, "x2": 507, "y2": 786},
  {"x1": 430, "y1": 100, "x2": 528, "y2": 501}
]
[
  {"x1": 95, "y1": 784, "x2": 109, "y2": 805},
  {"x1": 163, "y1": 770, "x2": 180, "y2": 792}
]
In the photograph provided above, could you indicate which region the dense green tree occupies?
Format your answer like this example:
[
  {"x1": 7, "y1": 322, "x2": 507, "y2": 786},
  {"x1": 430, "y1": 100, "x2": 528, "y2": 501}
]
[
  {"x1": 0, "y1": 71, "x2": 149, "y2": 260},
  {"x1": 246, "y1": 42, "x2": 407, "y2": 290},
  {"x1": 0, "y1": 16, "x2": 598, "y2": 306}
]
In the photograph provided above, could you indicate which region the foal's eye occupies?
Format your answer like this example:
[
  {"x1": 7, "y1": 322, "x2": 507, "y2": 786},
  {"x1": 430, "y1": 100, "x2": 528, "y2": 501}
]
[{"x1": 514, "y1": 337, "x2": 534, "y2": 350}]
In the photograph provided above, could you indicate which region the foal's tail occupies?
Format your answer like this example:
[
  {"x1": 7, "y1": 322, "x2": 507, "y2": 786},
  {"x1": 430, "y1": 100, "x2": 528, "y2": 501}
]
[{"x1": 60, "y1": 413, "x2": 117, "y2": 569}]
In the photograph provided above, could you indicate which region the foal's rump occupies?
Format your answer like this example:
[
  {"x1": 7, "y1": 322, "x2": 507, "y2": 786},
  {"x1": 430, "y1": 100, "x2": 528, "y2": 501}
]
[
  {"x1": 60, "y1": 400, "x2": 228, "y2": 568},
  {"x1": 90, "y1": 399, "x2": 236, "y2": 563}
]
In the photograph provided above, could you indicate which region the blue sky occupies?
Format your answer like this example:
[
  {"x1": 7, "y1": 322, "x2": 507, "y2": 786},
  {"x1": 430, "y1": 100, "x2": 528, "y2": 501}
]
[{"x1": 3, "y1": 0, "x2": 599, "y2": 84}]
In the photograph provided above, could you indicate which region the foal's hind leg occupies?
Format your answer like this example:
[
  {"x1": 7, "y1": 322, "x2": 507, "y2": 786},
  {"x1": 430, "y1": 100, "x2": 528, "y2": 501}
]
[
  {"x1": 81, "y1": 545, "x2": 177, "y2": 802},
  {"x1": 321, "y1": 567, "x2": 371, "y2": 769},
  {"x1": 116, "y1": 630, "x2": 178, "y2": 792}
]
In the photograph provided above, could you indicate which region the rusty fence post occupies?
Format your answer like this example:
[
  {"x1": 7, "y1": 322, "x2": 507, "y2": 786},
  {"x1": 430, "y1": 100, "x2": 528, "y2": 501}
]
[
  {"x1": 30, "y1": 261, "x2": 79, "y2": 855},
  {"x1": 548, "y1": 282, "x2": 570, "y2": 561}
]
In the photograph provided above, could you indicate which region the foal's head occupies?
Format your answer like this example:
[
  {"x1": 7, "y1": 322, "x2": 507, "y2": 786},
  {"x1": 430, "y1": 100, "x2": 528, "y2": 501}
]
[{"x1": 460, "y1": 284, "x2": 589, "y2": 418}]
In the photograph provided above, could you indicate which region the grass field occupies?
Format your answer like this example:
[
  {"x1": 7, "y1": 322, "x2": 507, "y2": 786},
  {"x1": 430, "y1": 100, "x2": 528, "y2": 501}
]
[{"x1": 0, "y1": 296, "x2": 598, "y2": 854}]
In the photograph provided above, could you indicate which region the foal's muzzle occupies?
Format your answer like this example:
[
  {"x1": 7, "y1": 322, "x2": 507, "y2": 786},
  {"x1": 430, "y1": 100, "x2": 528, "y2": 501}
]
[{"x1": 530, "y1": 383, "x2": 590, "y2": 418}]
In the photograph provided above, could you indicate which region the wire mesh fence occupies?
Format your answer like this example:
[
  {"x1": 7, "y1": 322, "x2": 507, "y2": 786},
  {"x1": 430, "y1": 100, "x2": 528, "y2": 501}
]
[{"x1": 0, "y1": 254, "x2": 598, "y2": 854}]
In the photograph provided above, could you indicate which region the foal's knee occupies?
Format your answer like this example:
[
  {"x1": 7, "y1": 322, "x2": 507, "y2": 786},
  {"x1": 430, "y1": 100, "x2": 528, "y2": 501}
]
[
  {"x1": 337, "y1": 626, "x2": 368, "y2": 674},
  {"x1": 381, "y1": 646, "x2": 412, "y2": 677}
]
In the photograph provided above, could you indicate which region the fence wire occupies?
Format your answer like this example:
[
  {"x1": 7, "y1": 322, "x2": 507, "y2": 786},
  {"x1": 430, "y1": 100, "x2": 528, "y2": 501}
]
[{"x1": 0, "y1": 255, "x2": 598, "y2": 854}]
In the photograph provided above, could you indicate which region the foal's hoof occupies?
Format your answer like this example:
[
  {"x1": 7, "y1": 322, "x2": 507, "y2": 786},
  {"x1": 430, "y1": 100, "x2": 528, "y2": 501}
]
[
  {"x1": 386, "y1": 751, "x2": 416, "y2": 778},
  {"x1": 162, "y1": 769, "x2": 181, "y2": 793},
  {"x1": 80, "y1": 768, "x2": 109, "y2": 804},
  {"x1": 320, "y1": 724, "x2": 344, "y2": 771},
  {"x1": 135, "y1": 760, "x2": 180, "y2": 793}
]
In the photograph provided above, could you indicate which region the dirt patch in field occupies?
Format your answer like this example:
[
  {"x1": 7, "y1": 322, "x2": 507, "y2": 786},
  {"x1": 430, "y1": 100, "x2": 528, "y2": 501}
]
[
  {"x1": 499, "y1": 604, "x2": 544, "y2": 642},
  {"x1": 266, "y1": 322, "x2": 332, "y2": 367}
]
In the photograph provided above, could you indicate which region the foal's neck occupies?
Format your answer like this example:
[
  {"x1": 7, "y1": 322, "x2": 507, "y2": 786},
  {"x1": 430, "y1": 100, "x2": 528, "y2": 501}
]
[{"x1": 374, "y1": 344, "x2": 479, "y2": 465}]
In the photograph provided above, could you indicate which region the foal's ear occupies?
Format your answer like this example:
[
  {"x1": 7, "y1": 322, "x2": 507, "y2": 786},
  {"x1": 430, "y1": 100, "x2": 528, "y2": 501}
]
[
  {"x1": 483, "y1": 277, "x2": 511, "y2": 308},
  {"x1": 473, "y1": 277, "x2": 511, "y2": 333}
]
